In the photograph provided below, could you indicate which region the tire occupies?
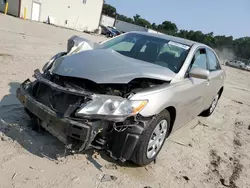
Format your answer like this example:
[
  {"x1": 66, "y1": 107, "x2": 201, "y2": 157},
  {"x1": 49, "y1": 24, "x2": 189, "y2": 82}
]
[
  {"x1": 201, "y1": 93, "x2": 219, "y2": 117},
  {"x1": 132, "y1": 110, "x2": 171, "y2": 166}
]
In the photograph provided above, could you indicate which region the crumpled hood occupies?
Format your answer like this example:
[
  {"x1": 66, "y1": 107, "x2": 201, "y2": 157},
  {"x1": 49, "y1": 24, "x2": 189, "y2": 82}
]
[{"x1": 51, "y1": 49, "x2": 176, "y2": 84}]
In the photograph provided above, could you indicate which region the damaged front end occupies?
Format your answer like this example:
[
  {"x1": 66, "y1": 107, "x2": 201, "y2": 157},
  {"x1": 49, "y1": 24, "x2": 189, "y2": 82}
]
[
  {"x1": 16, "y1": 69, "x2": 161, "y2": 162},
  {"x1": 16, "y1": 35, "x2": 170, "y2": 162}
]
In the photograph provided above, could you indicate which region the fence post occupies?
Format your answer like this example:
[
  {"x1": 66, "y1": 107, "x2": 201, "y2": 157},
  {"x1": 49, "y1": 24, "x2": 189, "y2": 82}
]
[
  {"x1": 24, "y1": 7, "x2": 27, "y2": 20},
  {"x1": 4, "y1": 2, "x2": 8, "y2": 14}
]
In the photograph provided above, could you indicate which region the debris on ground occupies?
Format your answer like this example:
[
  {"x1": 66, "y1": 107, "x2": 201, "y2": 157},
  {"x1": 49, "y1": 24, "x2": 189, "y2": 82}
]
[
  {"x1": 100, "y1": 174, "x2": 117, "y2": 182},
  {"x1": 170, "y1": 140, "x2": 192, "y2": 147},
  {"x1": 235, "y1": 121, "x2": 243, "y2": 126},
  {"x1": 29, "y1": 166, "x2": 44, "y2": 172},
  {"x1": 11, "y1": 173, "x2": 18, "y2": 180},
  {"x1": 105, "y1": 163, "x2": 118, "y2": 170},
  {"x1": 199, "y1": 122, "x2": 209, "y2": 128},
  {"x1": 71, "y1": 177, "x2": 80, "y2": 182},
  {"x1": 231, "y1": 100, "x2": 243, "y2": 105},
  {"x1": 56, "y1": 154, "x2": 65, "y2": 162},
  {"x1": 191, "y1": 121, "x2": 209, "y2": 129},
  {"x1": 41, "y1": 153, "x2": 58, "y2": 163},
  {"x1": 233, "y1": 139, "x2": 242, "y2": 147},
  {"x1": 92, "y1": 150, "x2": 99, "y2": 159},
  {"x1": 182, "y1": 176, "x2": 190, "y2": 181},
  {"x1": 220, "y1": 178, "x2": 230, "y2": 187}
]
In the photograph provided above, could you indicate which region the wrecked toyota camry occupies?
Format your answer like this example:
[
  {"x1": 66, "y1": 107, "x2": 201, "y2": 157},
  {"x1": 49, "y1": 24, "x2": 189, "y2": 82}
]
[{"x1": 17, "y1": 32, "x2": 225, "y2": 166}]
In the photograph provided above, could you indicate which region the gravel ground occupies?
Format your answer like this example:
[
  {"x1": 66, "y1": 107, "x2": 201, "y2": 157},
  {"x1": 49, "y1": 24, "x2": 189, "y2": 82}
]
[{"x1": 0, "y1": 14, "x2": 250, "y2": 188}]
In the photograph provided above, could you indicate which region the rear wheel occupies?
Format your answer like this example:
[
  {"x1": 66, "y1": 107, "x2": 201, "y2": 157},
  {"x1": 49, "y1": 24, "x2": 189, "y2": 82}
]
[
  {"x1": 132, "y1": 110, "x2": 171, "y2": 166},
  {"x1": 201, "y1": 93, "x2": 219, "y2": 117}
]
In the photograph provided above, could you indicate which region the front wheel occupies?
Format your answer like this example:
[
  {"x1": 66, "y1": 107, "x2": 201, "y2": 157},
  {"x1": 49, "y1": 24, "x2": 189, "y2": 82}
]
[{"x1": 132, "y1": 110, "x2": 171, "y2": 166}]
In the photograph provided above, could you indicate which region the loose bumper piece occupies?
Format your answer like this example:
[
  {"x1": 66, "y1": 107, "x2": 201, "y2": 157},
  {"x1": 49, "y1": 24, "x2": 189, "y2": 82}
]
[{"x1": 16, "y1": 81, "x2": 92, "y2": 148}]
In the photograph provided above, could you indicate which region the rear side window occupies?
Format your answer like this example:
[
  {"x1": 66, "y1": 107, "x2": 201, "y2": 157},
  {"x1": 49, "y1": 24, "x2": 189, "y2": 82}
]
[
  {"x1": 207, "y1": 49, "x2": 221, "y2": 71},
  {"x1": 191, "y1": 48, "x2": 208, "y2": 70}
]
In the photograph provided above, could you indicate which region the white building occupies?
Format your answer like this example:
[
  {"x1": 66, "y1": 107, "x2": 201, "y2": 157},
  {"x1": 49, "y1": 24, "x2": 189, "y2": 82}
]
[{"x1": 0, "y1": 0, "x2": 104, "y2": 32}]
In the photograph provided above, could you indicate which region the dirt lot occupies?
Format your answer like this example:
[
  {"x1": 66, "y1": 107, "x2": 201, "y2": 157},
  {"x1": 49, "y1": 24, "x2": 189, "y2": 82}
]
[{"x1": 0, "y1": 15, "x2": 250, "y2": 188}]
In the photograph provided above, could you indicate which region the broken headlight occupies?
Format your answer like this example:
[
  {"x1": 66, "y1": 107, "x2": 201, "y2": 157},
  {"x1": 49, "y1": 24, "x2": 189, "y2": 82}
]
[{"x1": 76, "y1": 96, "x2": 148, "y2": 118}]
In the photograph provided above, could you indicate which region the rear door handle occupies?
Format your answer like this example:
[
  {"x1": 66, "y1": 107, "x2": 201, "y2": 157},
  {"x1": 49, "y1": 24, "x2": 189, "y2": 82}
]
[{"x1": 206, "y1": 81, "x2": 210, "y2": 86}]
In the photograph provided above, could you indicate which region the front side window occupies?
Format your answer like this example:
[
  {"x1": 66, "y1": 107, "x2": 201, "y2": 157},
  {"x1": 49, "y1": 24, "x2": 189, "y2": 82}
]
[
  {"x1": 191, "y1": 49, "x2": 208, "y2": 70},
  {"x1": 98, "y1": 33, "x2": 190, "y2": 73},
  {"x1": 207, "y1": 49, "x2": 221, "y2": 71}
]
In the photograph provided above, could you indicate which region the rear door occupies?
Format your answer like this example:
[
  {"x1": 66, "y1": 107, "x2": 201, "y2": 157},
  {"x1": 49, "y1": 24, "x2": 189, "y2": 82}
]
[{"x1": 206, "y1": 48, "x2": 224, "y2": 107}]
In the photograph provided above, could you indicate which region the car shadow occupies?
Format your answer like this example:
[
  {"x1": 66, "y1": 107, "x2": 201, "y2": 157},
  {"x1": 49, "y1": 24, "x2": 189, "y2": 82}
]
[
  {"x1": 0, "y1": 82, "x2": 137, "y2": 170},
  {"x1": 98, "y1": 150, "x2": 139, "y2": 168},
  {"x1": 0, "y1": 82, "x2": 66, "y2": 160},
  {"x1": 83, "y1": 149, "x2": 139, "y2": 171}
]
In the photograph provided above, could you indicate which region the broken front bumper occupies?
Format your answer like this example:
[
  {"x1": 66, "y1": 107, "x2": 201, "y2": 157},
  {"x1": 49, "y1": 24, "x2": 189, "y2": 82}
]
[
  {"x1": 16, "y1": 80, "x2": 92, "y2": 148},
  {"x1": 16, "y1": 77, "x2": 145, "y2": 162}
]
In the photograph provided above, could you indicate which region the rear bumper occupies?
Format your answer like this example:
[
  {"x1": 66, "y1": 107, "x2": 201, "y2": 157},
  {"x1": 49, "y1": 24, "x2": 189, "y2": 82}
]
[{"x1": 16, "y1": 80, "x2": 92, "y2": 148}]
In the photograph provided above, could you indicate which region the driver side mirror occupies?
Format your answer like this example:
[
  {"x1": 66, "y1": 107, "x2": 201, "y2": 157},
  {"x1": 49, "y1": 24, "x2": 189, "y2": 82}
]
[{"x1": 189, "y1": 67, "x2": 209, "y2": 80}]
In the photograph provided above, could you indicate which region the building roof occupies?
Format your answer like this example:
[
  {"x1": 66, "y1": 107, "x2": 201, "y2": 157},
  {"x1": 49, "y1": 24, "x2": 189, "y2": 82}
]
[{"x1": 130, "y1": 31, "x2": 200, "y2": 46}]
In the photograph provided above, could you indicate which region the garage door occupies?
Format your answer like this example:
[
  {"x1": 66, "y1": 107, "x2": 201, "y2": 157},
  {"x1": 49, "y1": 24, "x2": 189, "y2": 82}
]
[{"x1": 32, "y1": 2, "x2": 40, "y2": 21}]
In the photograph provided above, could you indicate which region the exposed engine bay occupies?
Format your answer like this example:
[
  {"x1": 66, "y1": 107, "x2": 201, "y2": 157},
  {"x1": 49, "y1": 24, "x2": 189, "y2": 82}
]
[
  {"x1": 44, "y1": 71, "x2": 165, "y2": 98},
  {"x1": 16, "y1": 35, "x2": 169, "y2": 162}
]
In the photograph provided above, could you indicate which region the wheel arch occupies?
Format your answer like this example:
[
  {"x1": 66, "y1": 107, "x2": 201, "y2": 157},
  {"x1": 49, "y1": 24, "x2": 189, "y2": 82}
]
[
  {"x1": 218, "y1": 86, "x2": 224, "y2": 98},
  {"x1": 165, "y1": 106, "x2": 176, "y2": 134}
]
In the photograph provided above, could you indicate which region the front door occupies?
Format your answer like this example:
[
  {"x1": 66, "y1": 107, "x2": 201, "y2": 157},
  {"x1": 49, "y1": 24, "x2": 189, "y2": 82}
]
[
  {"x1": 174, "y1": 48, "x2": 210, "y2": 128},
  {"x1": 32, "y1": 2, "x2": 40, "y2": 21}
]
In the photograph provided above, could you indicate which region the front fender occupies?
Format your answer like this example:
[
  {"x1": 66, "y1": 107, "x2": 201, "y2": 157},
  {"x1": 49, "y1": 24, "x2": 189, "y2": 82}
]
[
  {"x1": 130, "y1": 85, "x2": 179, "y2": 117},
  {"x1": 42, "y1": 52, "x2": 67, "y2": 72}
]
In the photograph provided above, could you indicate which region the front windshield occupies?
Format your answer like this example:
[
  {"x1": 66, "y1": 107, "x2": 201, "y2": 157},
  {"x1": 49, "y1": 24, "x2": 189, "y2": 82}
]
[{"x1": 98, "y1": 33, "x2": 191, "y2": 73}]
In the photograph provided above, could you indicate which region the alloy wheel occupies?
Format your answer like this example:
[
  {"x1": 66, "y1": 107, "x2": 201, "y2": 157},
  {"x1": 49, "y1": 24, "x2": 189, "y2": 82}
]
[{"x1": 147, "y1": 120, "x2": 168, "y2": 159}]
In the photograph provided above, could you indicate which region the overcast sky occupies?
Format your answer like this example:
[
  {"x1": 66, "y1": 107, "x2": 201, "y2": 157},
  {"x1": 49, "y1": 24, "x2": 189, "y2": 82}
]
[{"x1": 106, "y1": 0, "x2": 250, "y2": 39}]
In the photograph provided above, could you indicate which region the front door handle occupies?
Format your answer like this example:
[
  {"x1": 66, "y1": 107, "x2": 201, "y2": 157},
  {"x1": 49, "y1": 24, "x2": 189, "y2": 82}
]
[{"x1": 206, "y1": 81, "x2": 210, "y2": 86}]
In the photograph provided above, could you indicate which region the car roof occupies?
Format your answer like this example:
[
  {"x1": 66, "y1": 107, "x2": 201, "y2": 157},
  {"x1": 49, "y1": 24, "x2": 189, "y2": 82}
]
[{"x1": 129, "y1": 31, "x2": 201, "y2": 46}]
